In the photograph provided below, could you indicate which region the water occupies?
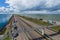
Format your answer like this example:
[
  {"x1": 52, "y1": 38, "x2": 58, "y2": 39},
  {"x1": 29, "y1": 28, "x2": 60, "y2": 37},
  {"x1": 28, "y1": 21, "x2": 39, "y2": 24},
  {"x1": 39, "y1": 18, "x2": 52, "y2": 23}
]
[
  {"x1": 20, "y1": 14, "x2": 60, "y2": 21},
  {"x1": 1, "y1": 14, "x2": 59, "y2": 31},
  {"x1": 0, "y1": 14, "x2": 12, "y2": 31}
]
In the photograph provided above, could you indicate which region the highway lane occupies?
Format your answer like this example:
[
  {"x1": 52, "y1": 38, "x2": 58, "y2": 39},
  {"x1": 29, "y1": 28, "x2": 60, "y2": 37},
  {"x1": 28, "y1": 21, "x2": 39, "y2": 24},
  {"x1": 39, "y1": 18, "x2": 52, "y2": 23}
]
[
  {"x1": 14, "y1": 16, "x2": 29, "y2": 40},
  {"x1": 14, "y1": 15, "x2": 46, "y2": 40},
  {"x1": 18, "y1": 15, "x2": 60, "y2": 40},
  {"x1": 19, "y1": 18, "x2": 42, "y2": 40},
  {"x1": 44, "y1": 28, "x2": 60, "y2": 40}
]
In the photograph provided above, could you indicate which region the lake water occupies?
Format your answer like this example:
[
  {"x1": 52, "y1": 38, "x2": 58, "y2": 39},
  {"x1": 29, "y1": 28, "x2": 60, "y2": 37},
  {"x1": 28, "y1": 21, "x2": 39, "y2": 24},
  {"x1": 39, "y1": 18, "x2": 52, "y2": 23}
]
[
  {"x1": 0, "y1": 14, "x2": 12, "y2": 31},
  {"x1": 20, "y1": 14, "x2": 60, "y2": 21}
]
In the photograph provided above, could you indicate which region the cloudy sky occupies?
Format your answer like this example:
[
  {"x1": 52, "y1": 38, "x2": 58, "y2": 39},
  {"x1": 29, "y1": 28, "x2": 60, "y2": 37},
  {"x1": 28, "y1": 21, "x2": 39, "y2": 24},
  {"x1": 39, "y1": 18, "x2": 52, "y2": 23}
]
[{"x1": 0, "y1": 0, "x2": 60, "y2": 14}]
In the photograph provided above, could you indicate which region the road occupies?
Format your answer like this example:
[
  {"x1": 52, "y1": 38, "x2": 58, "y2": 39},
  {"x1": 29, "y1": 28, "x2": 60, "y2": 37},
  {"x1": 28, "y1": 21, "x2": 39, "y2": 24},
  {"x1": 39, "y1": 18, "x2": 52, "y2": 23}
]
[
  {"x1": 14, "y1": 15, "x2": 46, "y2": 40},
  {"x1": 44, "y1": 28, "x2": 60, "y2": 40},
  {"x1": 14, "y1": 15, "x2": 29, "y2": 40},
  {"x1": 17, "y1": 15, "x2": 60, "y2": 40}
]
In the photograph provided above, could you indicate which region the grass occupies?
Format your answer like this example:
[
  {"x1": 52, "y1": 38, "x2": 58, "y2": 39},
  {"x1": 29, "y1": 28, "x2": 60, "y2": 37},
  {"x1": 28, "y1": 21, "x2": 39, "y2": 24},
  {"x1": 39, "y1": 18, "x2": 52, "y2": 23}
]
[
  {"x1": 5, "y1": 36, "x2": 10, "y2": 40},
  {"x1": 51, "y1": 26, "x2": 60, "y2": 31},
  {"x1": 0, "y1": 27, "x2": 6, "y2": 35},
  {"x1": 19, "y1": 16, "x2": 50, "y2": 26}
]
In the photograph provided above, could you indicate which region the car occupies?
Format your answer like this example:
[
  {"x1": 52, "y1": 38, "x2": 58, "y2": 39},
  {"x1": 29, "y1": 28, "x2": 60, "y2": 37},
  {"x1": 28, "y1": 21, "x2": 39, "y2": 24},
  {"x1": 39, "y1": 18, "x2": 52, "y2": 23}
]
[
  {"x1": 13, "y1": 23, "x2": 18, "y2": 30},
  {"x1": 13, "y1": 32, "x2": 19, "y2": 38},
  {"x1": 14, "y1": 26, "x2": 17, "y2": 30}
]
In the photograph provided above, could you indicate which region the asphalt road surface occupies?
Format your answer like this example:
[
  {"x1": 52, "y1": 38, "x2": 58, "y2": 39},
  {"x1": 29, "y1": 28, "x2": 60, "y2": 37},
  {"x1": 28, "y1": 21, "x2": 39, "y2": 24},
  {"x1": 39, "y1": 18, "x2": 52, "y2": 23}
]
[
  {"x1": 14, "y1": 15, "x2": 46, "y2": 40},
  {"x1": 13, "y1": 16, "x2": 29, "y2": 40},
  {"x1": 17, "y1": 15, "x2": 60, "y2": 40}
]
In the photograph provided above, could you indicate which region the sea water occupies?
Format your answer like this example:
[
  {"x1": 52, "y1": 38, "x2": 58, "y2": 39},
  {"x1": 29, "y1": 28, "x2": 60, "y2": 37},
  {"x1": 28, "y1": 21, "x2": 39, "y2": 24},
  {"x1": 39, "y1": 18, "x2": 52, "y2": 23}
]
[
  {"x1": 20, "y1": 14, "x2": 60, "y2": 21},
  {"x1": 0, "y1": 14, "x2": 12, "y2": 31}
]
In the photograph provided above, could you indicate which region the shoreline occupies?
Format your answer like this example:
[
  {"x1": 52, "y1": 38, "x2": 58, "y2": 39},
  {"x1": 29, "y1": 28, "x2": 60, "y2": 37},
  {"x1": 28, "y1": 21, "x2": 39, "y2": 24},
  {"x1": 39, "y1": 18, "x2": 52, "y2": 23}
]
[{"x1": 0, "y1": 15, "x2": 13, "y2": 35}]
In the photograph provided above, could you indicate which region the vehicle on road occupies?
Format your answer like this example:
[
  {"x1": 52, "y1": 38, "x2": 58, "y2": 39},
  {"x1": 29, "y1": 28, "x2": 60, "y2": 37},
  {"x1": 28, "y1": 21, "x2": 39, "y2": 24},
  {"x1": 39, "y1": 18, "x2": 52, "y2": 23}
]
[
  {"x1": 14, "y1": 26, "x2": 17, "y2": 30},
  {"x1": 13, "y1": 32, "x2": 19, "y2": 38}
]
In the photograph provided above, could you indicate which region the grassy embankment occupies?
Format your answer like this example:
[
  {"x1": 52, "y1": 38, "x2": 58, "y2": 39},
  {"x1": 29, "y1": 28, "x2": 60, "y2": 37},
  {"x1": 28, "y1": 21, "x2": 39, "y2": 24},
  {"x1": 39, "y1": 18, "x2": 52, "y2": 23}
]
[
  {"x1": 51, "y1": 26, "x2": 60, "y2": 31},
  {"x1": 0, "y1": 27, "x2": 6, "y2": 35},
  {"x1": 5, "y1": 36, "x2": 10, "y2": 40},
  {"x1": 19, "y1": 15, "x2": 51, "y2": 26}
]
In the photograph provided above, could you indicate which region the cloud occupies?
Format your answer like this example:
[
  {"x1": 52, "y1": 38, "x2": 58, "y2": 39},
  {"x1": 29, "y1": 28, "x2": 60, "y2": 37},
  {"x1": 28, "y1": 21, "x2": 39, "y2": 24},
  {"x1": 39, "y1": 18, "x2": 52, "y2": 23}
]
[
  {"x1": 6, "y1": 0, "x2": 43, "y2": 12},
  {"x1": 45, "y1": 0, "x2": 60, "y2": 8},
  {"x1": 22, "y1": 10, "x2": 60, "y2": 14},
  {"x1": 0, "y1": 6, "x2": 14, "y2": 14},
  {"x1": 22, "y1": 10, "x2": 49, "y2": 14},
  {"x1": 0, "y1": 0, "x2": 60, "y2": 14}
]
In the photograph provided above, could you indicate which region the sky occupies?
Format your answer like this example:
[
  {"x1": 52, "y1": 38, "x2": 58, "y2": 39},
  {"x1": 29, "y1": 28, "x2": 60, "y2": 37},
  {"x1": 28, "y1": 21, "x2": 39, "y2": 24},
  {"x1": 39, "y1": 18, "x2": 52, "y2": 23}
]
[{"x1": 0, "y1": 0, "x2": 60, "y2": 14}]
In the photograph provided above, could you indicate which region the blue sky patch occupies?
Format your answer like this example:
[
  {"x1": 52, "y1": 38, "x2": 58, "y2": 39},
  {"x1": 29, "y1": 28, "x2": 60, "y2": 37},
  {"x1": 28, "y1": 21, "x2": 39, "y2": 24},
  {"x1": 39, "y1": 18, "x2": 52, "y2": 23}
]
[{"x1": 0, "y1": 0, "x2": 9, "y2": 7}]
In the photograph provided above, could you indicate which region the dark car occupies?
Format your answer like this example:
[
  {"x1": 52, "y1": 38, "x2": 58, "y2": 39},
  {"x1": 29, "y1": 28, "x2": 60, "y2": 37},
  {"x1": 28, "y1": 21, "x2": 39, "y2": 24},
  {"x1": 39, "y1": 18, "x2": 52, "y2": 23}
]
[
  {"x1": 14, "y1": 26, "x2": 17, "y2": 30},
  {"x1": 13, "y1": 32, "x2": 19, "y2": 38},
  {"x1": 14, "y1": 24, "x2": 17, "y2": 30},
  {"x1": 39, "y1": 18, "x2": 43, "y2": 21}
]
